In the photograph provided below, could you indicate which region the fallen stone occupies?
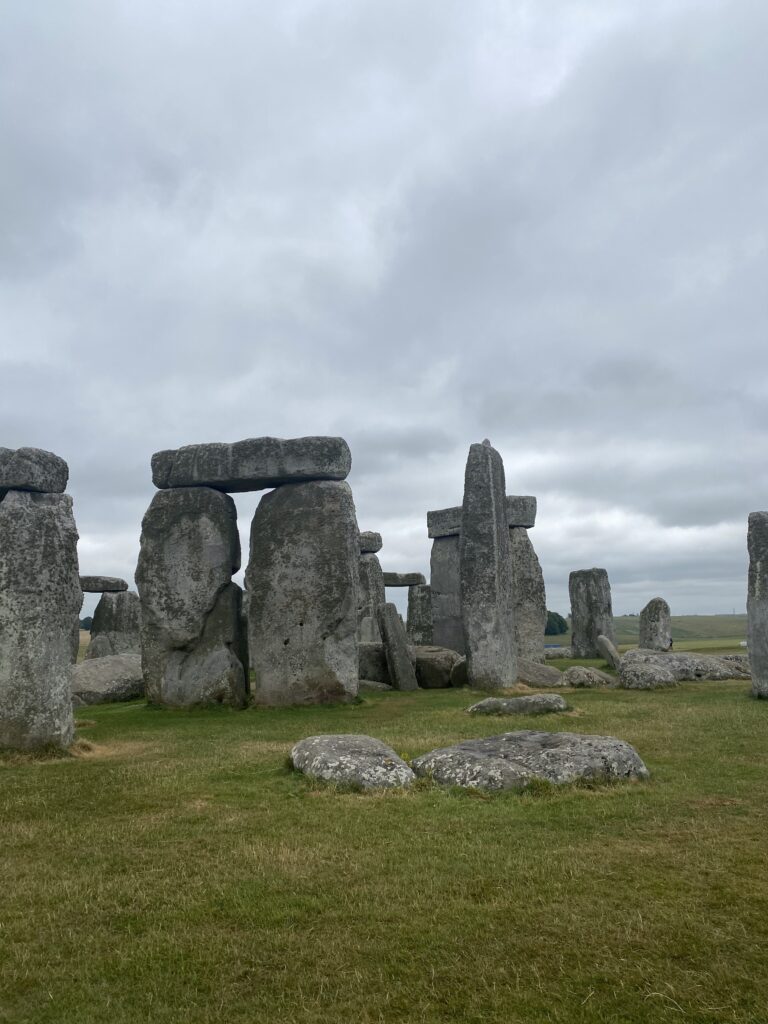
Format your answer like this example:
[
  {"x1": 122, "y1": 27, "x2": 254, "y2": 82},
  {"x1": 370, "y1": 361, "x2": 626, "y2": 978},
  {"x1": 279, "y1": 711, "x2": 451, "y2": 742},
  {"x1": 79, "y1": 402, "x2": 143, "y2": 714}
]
[
  {"x1": 247, "y1": 480, "x2": 358, "y2": 705},
  {"x1": 377, "y1": 603, "x2": 419, "y2": 691},
  {"x1": 409, "y1": 645, "x2": 462, "y2": 688},
  {"x1": 545, "y1": 646, "x2": 572, "y2": 660},
  {"x1": 79, "y1": 575, "x2": 129, "y2": 593},
  {"x1": 0, "y1": 490, "x2": 80, "y2": 749},
  {"x1": 429, "y1": 535, "x2": 464, "y2": 653},
  {"x1": 618, "y1": 649, "x2": 751, "y2": 690},
  {"x1": 510, "y1": 528, "x2": 546, "y2": 663},
  {"x1": 358, "y1": 642, "x2": 390, "y2": 684},
  {"x1": 639, "y1": 597, "x2": 672, "y2": 651},
  {"x1": 359, "y1": 531, "x2": 383, "y2": 554},
  {"x1": 407, "y1": 584, "x2": 433, "y2": 645},
  {"x1": 0, "y1": 447, "x2": 68, "y2": 497},
  {"x1": 383, "y1": 572, "x2": 427, "y2": 587},
  {"x1": 152, "y1": 436, "x2": 352, "y2": 492},
  {"x1": 569, "y1": 568, "x2": 615, "y2": 658},
  {"x1": 561, "y1": 666, "x2": 617, "y2": 688},
  {"x1": 517, "y1": 659, "x2": 566, "y2": 687},
  {"x1": 136, "y1": 487, "x2": 247, "y2": 708},
  {"x1": 596, "y1": 634, "x2": 622, "y2": 670},
  {"x1": 358, "y1": 553, "x2": 385, "y2": 643},
  {"x1": 468, "y1": 694, "x2": 568, "y2": 716},
  {"x1": 359, "y1": 680, "x2": 393, "y2": 693},
  {"x1": 291, "y1": 734, "x2": 414, "y2": 789},
  {"x1": 459, "y1": 441, "x2": 517, "y2": 689},
  {"x1": 85, "y1": 591, "x2": 141, "y2": 659},
  {"x1": 72, "y1": 654, "x2": 144, "y2": 704},
  {"x1": 427, "y1": 495, "x2": 537, "y2": 539},
  {"x1": 411, "y1": 731, "x2": 650, "y2": 790},
  {"x1": 748, "y1": 511, "x2": 768, "y2": 699}
]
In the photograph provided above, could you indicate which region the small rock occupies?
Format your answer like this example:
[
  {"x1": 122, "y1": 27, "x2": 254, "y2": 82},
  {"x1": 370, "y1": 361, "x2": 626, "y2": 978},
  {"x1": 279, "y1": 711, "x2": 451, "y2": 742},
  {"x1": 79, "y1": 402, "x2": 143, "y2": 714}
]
[
  {"x1": 468, "y1": 694, "x2": 568, "y2": 716},
  {"x1": 291, "y1": 734, "x2": 414, "y2": 789}
]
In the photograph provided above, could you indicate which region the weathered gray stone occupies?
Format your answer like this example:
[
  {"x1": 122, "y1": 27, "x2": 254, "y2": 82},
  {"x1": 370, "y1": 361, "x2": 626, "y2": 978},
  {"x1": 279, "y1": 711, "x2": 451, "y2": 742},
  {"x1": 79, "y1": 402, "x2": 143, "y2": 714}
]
[
  {"x1": 596, "y1": 633, "x2": 622, "y2": 670},
  {"x1": 358, "y1": 642, "x2": 390, "y2": 684},
  {"x1": 468, "y1": 694, "x2": 568, "y2": 716},
  {"x1": 359, "y1": 531, "x2": 382, "y2": 554},
  {"x1": 747, "y1": 511, "x2": 768, "y2": 699},
  {"x1": 247, "y1": 480, "x2": 358, "y2": 705},
  {"x1": 569, "y1": 568, "x2": 615, "y2": 658},
  {"x1": 427, "y1": 495, "x2": 537, "y2": 539},
  {"x1": 152, "y1": 436, "x2": 351, "y2": 492},
  {"x1": 383, "y1": 572, "x2": 426, "y2": 587},
  {"x1": 639, "y1": 597, "x2": 672, "y2": 651},
  {"x1": 136, "y1": 487, "x2": 247, "y2": 708},
  {"x1": 0, "y1": 447, "x2": 68, "y2": 498},
  {"x1": 509, "y1": 528, "x2": 546, "y2": 663},
  {"x1": 545, "y1": 646, "x2": 572, "y2": 660},
  {"x1": 72, "y1": 654, "x2": 144, "y2": 704},
  {"x1": 407, "y1": 584, "x2": 433, "y2": 645},
  {"x1": 291, "y1": 734, "x2": 414, "y2": 789},
  {"x1": 409, "y1": 645, "x2": 462, "y2": 688},
  {"x1": 561, "y1": 666, "x2": 617, "y2": 688},
  {"x1": 358, "y1": 553, "x2": 385, "y2": 643},
  {"x1": 0, "y1": 490, "x2": 80, "y2": 749},
  {"x1": 411, "y1": 730, "x2": 649, "y2": 790},
  {"x1": 450, "y1": 657, "x2": 468, "y2": 687},
  {"x1": 85, "y1": 591, "x2": 141, "y2": 659},
  {"x1": 430, "y1": 535, "x2": 464, "y2": 654},
  {"x1": 459, "y1": 442, "x2": 517, "y2": 690},
  {"x1": 377, "y1": 603, "x2": 419, "y2": 691},
  {"x1": 359, "y1": 679, "x2": 393, "y2": 693},
  {"x1": 79, "y1": 575, "x2": 128, "y2": 593},
  {"x1": 517, "y1": 659, "x2": 566, "y2": 687},
  {"x1": 618, "y1": 649, "x2": 750, "y2": 690}
]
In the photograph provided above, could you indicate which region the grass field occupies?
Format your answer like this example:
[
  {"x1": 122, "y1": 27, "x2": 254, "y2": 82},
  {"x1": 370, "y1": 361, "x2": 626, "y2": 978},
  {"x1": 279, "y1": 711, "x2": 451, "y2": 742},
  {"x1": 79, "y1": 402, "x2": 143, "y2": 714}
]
[
  {"x1": 546, "y1": 614, "x2": 748, "y2": 654},
  {"x1": 2, "y1": 679, "x2": 767, "y2": 1023}
]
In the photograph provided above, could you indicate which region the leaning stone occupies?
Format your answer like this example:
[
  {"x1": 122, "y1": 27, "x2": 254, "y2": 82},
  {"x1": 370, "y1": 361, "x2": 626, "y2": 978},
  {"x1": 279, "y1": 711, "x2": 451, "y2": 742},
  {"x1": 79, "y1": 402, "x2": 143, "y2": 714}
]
[
  {"x1": 136, "y1": 487, "x2": 247, "y2": 708},
  {"x1": 0, "y1": 491, "x2": 80, "y2": 749},
  {"x1": 71, "y1": 654, "x2": 144, "y2": 704},
  {"x1": 468, "y1": 694, "x2": 568, "y2": 716},
  {"x1": 79, "y1": 575, "x2": 128, "y2": 593},
  {"x1": 517, "y1": 659, "x2": 566, "y2": 687},
  {"x1": 377, "y1": 603, "x2": 419, "y2": 691},
  {"x1": 291, "y1": 734, "x2": 414, "y2": 789},
  {"x1": 561, "y1": 666, "x2": 617, "y2": 688},
  {"x1": 569, "y1": 568, "x2": 615, "y2": 658},
  {"x1": 0, "y1": 447, "x2": 68, "y2": 498},
  {"x1": 427, "y1": 495, "x2": 537, "y2": 539},
  {"x1": 406, "y1": 584, "x2": 433, "y2": 645},
  {"x1": 545, "y1": 646, "x2": 572, "y2": 660},
  {"x1": 409, "y1": 645, "x2": 462, "y2": 688},
  {"x1": 747, "y1": 511, "x2": 768, "y2": 699},
  {"x1": 359, "y1": 531, "x2": 383, "y2": 554},
  {"x1": 430, "y1": 536, "x2": 464, "y2": 654},
  {"x1": 411, "y1": 731, "x2": 650, "y2": 790},
  {"x1": 459, "y1": 442, "x2": 517, "y2": 689},
  {"x1": 509, "y1": 528, "x2": 546, "y2": 663},
  {"x1": 383, "y1": 572, "x2": 426, "y2": 587},
  {"x1": 85, "y1": 591, "x2": 141, "y2": 659},
  {"x1": 596, "y1": 634, "x2": 622, "y2": 670},
  {"x1": 359, "y1": 680, "x2": 393, "y2": 693},
  {"x1": 618, "y1": 649, "x2": 750, "y2": 690},
  {"x1": 152, "y1": 436, "x2": 351, "y2": 492},
  {"x1": 639, "y1": 597, "x2": 672, "y2": 651},
  {"x1": 358, "y1": 553, "x2": 385, "y2": 643},
  {"x1": 358, "y1": 642, "x2": 390, "y2": 684},
  {"x1": 247, "y1": 480, "x2": 358, "y2": 705}
]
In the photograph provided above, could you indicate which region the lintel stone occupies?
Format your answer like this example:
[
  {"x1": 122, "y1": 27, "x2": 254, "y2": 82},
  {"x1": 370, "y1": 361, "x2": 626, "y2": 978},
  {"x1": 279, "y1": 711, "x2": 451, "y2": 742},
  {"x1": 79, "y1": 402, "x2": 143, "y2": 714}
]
[{"x1": 427, "y1": 495, "x2": 536, "y2": 538}]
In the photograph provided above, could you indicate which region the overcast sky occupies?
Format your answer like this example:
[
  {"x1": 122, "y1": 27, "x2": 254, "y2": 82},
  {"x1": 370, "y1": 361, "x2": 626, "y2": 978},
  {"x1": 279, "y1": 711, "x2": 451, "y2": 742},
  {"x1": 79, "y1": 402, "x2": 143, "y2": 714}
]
[{"x1": 2, "y1": 0, "x2": 767, "y2": 619}]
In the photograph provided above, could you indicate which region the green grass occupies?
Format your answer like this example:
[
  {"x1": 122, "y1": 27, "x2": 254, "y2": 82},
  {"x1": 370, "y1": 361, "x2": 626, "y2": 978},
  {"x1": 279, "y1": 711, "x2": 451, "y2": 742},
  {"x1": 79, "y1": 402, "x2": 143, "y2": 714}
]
[
  {"x1": 546, "y1": 614, "x2": 748, "y2": 654},
  {"x1": 2, "y1": 681, "x2": 767, "y2": 1024}
]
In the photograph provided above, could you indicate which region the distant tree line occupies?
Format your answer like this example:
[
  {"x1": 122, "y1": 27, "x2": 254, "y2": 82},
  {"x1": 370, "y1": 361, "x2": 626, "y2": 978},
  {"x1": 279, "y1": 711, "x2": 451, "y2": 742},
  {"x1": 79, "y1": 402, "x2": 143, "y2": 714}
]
[
  {"x1": 545, "y1": 611, "x2": 568, "y2": 635},
  {"x1": 79, "y1": 616, "x2": 93, "y2": 631}
]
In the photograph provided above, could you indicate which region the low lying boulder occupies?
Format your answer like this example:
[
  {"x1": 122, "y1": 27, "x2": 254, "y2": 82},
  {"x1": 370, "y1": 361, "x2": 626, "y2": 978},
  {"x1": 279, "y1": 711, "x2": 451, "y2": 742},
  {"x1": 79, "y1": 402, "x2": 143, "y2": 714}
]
[
  {"x1": 561, "y1": 666, "x2": 617, "y2": 688},
  {"x1": 71, "y1": 654, "x2": 144, "y2": 705},
  {"x1": 596, "y1": 634, "x2": 621, "y2": 670},
  {"x1": 410, "y1": 645, "x2": 463, "y2": 688},
  {"x1": 619, "y1": 649, "x2": 751, "y2": 690},
  {"x1": 291, "y1": 734, "x2": 414, "y2": 789},
  {"x1": 411, "y1": 731, "x2": 649, "y2": 791},
  {"x1": 518, "y1": 659, "x2": 566, "y2": 687},
  {"x1": 359, "y1": 680, "x2": 393, "y2": 693},
  {"x1": 468, "y1": 694, "x2": 568, "y2": 716},
  {"x1": 544, "y1": 647, "x2": 572, "y2": 660}
]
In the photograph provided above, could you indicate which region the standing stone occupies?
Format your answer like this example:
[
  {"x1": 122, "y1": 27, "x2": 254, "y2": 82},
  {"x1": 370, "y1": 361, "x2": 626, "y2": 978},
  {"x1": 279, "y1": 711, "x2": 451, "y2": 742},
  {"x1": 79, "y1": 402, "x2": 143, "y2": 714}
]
[
  {"x1": 136, "y1": 487, "x2": 247, "y2": 708},
  {"x1": 246, "y1": 480, "x2": 358, "y2": 705},
  {"x1": 85, "y1": 590, "x2": 141, "y2": 659},
  {"x1": 509, "y1": 528, "x2": 546, "y2": 663},
  {"x1": 747, "y1": 511, "x2": 768, "y2": 699},
  {"x1": 0, "y1": 490, "x2": 80, "y2": 749},
  {"x1": 639, "y1": 597, "x2": 672, "y2": 651},
  {"x1": 407, "y1": 583, "x2": 433, "y2": 645},
  {"x1": 358, "y1": 552, "x2": 385, "y2": 643},
  {"x1": 430, "y1": 535, "x2": 464, "y2": 654},
  {"x1": 459, "y1": 441, "x2": 517, "y2": 690},
  {"x1": 569, "y1": 568, "x2": 615, "y2": 658},
  {"x1": 376, "y1": 602, "x2": 418, "y2": 691},
  {"x1": 596, "y1": 634, "x2": 621, "y2": 670}
]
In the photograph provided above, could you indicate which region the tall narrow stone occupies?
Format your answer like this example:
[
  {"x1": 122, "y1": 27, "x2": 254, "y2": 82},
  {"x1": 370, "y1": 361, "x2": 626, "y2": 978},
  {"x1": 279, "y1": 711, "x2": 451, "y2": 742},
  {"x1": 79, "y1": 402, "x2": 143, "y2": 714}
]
[
  {"x1": 747, "y1": 511, "x2": 768, "y2": 699},
  {"x1": 377, "y1": 602, "x2": 419, "y2": 691},
  {"x1": 0, "y1": 490, "x2": 80, "y2": 749},
  {"x1": 459, "y1": 441, "x2": 517, "y2": 689},
  {"x1": 246, "y1": 480, "x2": 358, "y2": 705},
  {"x1": 407, "y1": 584, "x2": 433, "y2": 645},
  {"x1": 85, "y1": 590, "x2": 142, "y2": 659},
  {"x1": 358, "y1": 552, "x2": 385, "y2": 642},
  {"x1": 136, "y1": 487, "x2": 247, "y2": 708},
  {"x1": 509, "y1": 528, "x2": 546, "y2": 663},
  {"x1": 639, "y1": 597, "x2": 672, "y2": 651},
  {"x1": 430, "y1": 536, "x2": 464, "y2": 653},
  {"x1": 569, "y1": 568, "x2": 615, "y2": 658}
]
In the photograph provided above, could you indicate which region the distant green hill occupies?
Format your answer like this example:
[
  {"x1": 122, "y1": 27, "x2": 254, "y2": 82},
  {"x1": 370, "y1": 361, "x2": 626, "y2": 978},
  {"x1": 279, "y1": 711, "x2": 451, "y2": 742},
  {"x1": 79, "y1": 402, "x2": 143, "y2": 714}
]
[{"x1": 546, "y1": 614, "x2": 748, "y2": 652}]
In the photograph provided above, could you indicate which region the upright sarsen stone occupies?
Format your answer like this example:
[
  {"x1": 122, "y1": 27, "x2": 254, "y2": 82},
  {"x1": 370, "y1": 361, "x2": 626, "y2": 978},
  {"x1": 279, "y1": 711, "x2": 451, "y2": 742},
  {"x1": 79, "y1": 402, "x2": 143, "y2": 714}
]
[
  {"x1": 358, "y1": 552, "x2": 385, "y2": 643},
  {"x1": 569, "y1": 568, "x2": 615, "y2": 658},
  {"x1": 246, "y1": 480, "x2": 358, "y2": 705},
  {"x1": 85, "y1": 590, "x2": 141, "y2": 659},
  {"x1": 459, "y1": 442, "x2": 517, "y2": 689},
  {"x1": 407, "y1": 584, "x2": 433, "y2": 645},
  {"x1": 377, "y1": 602, "x2": 418, "y2": 691},
  {"x1": 430, "y1": 536, "x2": 464, "y2": 654},
  {"x1": 639, "y1": 597, "x2": 672, "y2": 651},
  {"x1": 509, "y1": 528, "x2": 546, "y2": 663},
  {"x1": 0, "y1": 490, "x2": 80, "y2": 749},
  {"x1": 136, "y1": 487, "x2": 247, "y2": 708},
  {"x1": 747, "y1": 512, "x2": 768, "y2": 699}
]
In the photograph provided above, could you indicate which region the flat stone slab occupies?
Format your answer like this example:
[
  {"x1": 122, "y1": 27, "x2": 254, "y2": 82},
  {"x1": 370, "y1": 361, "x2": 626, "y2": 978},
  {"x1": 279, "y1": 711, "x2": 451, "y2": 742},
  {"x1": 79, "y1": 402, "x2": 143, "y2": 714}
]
[
  {"x1": 71, "y1": 654, "x2": 144, "y2": 705},
  {"x1": 561, "y1": 666, "x2": 617, "y2": 688},
  {"x1": 383, "y1": 572, "x2": 426, "y2": 587},
  {"x1": 291, "y1": 734, "x2": 415, "y2": 789},
  {"x1": 79, "y1": 575, "x2": 129, "y2": 593},
  {"x1": 152, "y1": 436, "x2": 351, "y2": 492},
  {"x1": 359, "y1": 531, "x2": 383, "y2": 554},
  {"x1": 517, "y1": 659, "x2": 565, "y2": 687},
  {"x1": 619, "y1": 649, "x2": 751, "y2": 689},
  {"x1": 427, "y1": 495, "x2": 537, "y2": 538},
  {"x1": 468, "y1": 695, "x2": 568, "y2": 716},
  {"x1": 545, "y1": 647, "x2": 572, "y2": 660},
  {"x1": 0, "y1": 447, "x2": 68, "y2": 497},
  {"x1": 412, "y1": 731, "x2": 650, "y2": 790}
]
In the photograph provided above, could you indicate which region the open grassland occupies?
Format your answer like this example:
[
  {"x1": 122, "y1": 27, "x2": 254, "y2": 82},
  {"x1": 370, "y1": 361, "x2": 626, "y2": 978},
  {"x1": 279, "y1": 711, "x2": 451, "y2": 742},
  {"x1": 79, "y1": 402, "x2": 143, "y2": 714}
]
[
  {"x1": 546, "y1": 614, "x2": 748, "y2": 653},
  {"x1": 2, "y1": 681, "x2": 767, "y2": 1024}
]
